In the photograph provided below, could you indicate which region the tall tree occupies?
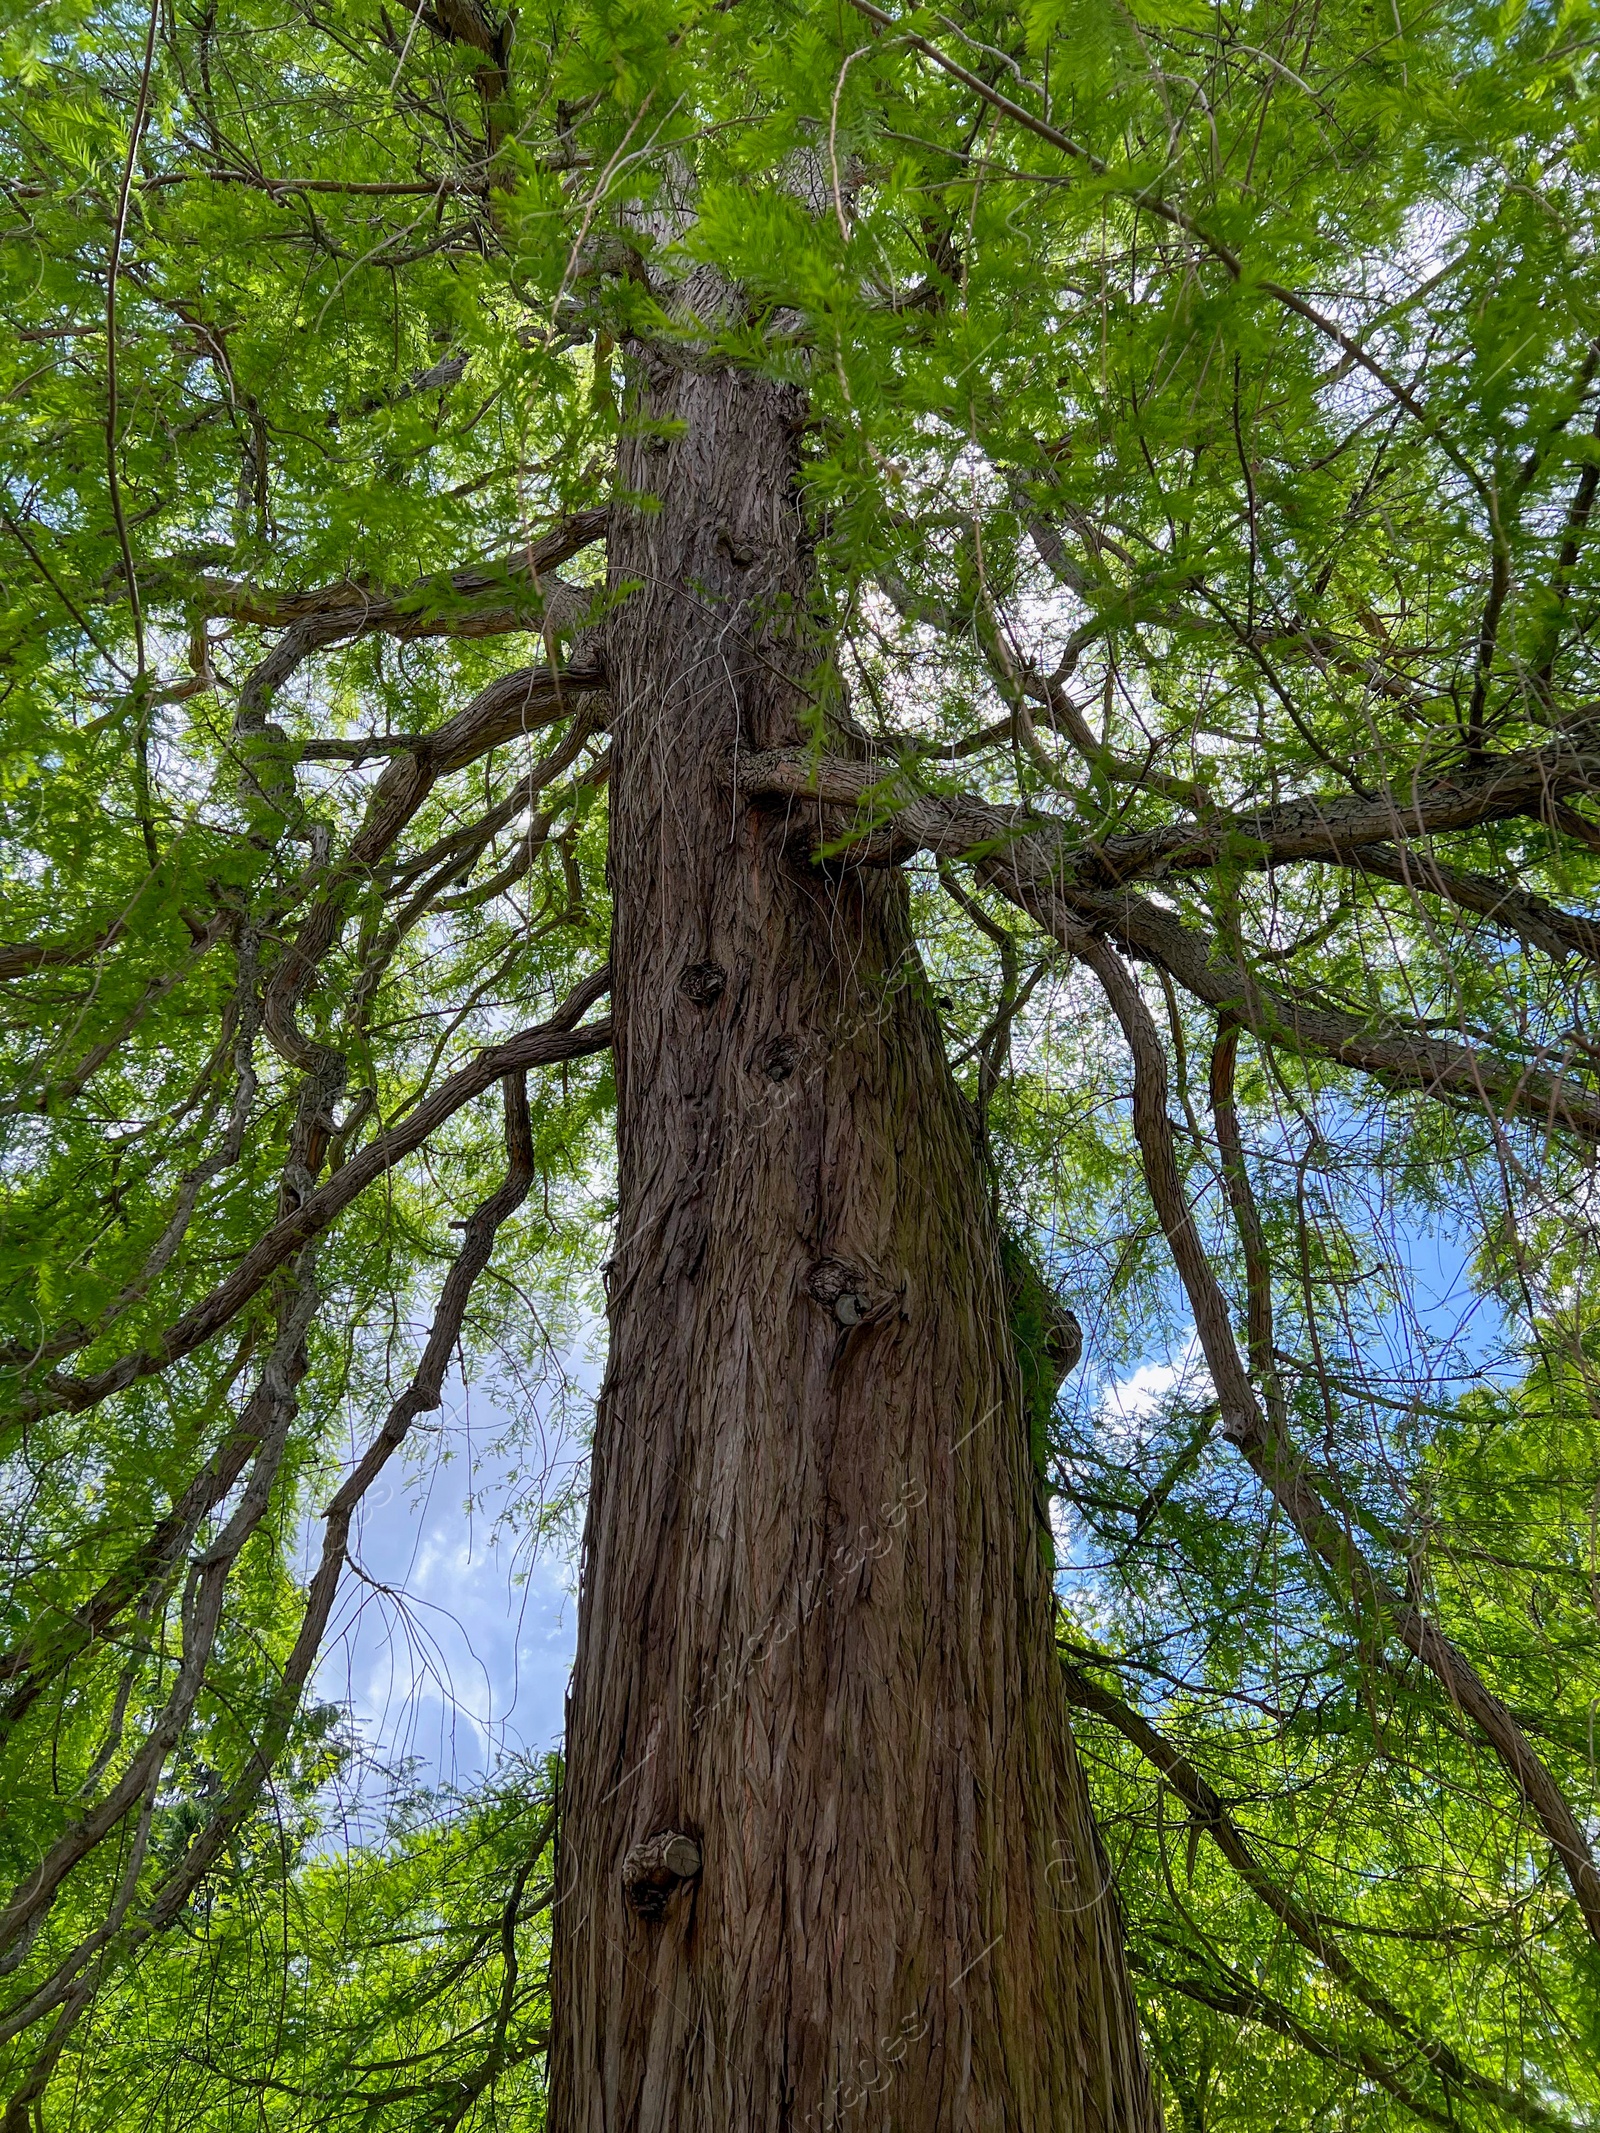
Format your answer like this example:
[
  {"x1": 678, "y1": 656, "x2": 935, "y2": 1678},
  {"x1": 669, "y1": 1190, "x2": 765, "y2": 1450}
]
[
  {"x1": 553, "y1": 353, "x2": 1151, "y2": 2128},
  {"x1": 1, "y1": 0, "x2": 1597, "y2": 2127}
]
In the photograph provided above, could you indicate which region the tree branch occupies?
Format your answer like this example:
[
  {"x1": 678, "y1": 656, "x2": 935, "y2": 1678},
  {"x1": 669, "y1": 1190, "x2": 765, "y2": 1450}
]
[
  {"x1": 1056, "y1": 918, "x2": 1600, "y2": 1948},
  {"x1": 0, "y1": 1082, "x2": 542, "y2": 2049},
  {"x1": 1062, "y1": 1656, "x2": 1583, "y2": 2131},
  {"x1": 740, "y1": 751, "x2": 1600, "y2": 1140},
  {"x1": 741, "y1": 727, "x2": 1600, "y2": 895},
  {"x1": 1128, "y1": 1956, "x2": 1455, "y2": 2130},
  {"x1": 147, "y1": 508, "x2": 608, "y2": 636},
  {"x1": 5, "y1": 970, "x2": 611, "y2": 1431}
]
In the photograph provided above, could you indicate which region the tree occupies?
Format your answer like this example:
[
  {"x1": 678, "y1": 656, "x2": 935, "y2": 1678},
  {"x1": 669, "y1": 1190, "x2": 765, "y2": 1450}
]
[{"x1": 0, "y1": 0, "x2": 1598, "y2": 2126}]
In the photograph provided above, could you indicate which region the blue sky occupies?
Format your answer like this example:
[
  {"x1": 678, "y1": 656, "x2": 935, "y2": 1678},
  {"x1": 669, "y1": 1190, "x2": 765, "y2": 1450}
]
[
  {"x1": 312, "y1": 1360, "x2": 596, "y2": 1797},
  {"x1": 311, "y1": 1196, "x2": 1509, "y2": 1800}
]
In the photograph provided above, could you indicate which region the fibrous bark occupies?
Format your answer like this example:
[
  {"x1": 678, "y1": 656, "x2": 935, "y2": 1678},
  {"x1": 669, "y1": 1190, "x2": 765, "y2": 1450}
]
[{"x1": 548, "y1": 354, "x2": 1157, "y2": 2130}]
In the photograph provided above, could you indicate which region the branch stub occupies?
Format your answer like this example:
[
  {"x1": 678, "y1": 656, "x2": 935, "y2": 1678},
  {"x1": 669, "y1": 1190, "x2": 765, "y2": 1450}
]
[{"x1": 621, "y1": 1829, "x2": 702, "y2": 1920}]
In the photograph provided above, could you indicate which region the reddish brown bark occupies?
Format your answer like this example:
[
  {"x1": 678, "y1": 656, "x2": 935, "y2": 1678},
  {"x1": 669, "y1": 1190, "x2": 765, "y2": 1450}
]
[{"x1": 548, "y1": 353, "x2": 1157, "y2": 2131}]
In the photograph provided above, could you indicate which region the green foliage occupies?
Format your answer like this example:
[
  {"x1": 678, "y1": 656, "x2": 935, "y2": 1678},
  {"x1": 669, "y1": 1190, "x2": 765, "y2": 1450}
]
[
  {"x1": 2, "y1": 0, "x2": 1600, "y2": 2122},
  {"x1": 81, "y1": 1758, "x2": 562, "y2": 2133}
]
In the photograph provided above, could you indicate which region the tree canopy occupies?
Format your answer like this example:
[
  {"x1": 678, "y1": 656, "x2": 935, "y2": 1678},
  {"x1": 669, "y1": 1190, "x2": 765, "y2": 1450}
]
[{"x1": 1, "y1": 0, "x2": 1598, "y2": 2123}]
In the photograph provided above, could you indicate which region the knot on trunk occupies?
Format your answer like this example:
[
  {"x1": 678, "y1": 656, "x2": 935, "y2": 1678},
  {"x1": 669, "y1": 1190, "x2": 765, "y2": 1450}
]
[
  {"x1": 806, "y1": 1257, "x2": 892, "y2": 1328},
  {"x1": 620, "y1": 1830, "x2": 701, "y2": 1919},
  {"x1": 677, "y1": 960, "x2": 727, "y2": 1007},
  {"x1": 757, "y1": 1033, "x2": 803, "y2": 1082},
  {"x1": 715, "y1": 522, "x2": 757, "y2": 567}
]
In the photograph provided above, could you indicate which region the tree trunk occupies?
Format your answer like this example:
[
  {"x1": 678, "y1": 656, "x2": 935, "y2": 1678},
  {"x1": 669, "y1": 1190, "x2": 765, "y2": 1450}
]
[{"x1": 548, "y1": 349, "x2": 1157, "y2": 2133}]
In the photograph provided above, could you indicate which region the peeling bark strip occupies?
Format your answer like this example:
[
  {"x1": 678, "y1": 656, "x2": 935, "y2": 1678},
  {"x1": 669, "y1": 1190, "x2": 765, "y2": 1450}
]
[{"x1": 548, "y1": 361, "x2": 1158, "y2": 2129}]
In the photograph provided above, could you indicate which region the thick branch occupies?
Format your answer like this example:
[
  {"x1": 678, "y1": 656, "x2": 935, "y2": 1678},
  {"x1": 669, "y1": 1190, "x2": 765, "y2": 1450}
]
[
  {"x1": 741, "y1": 730, "x2": 1600, "y2": 897},
  {"x1": 1035, "y1": 879, "x2": 1600, "y2": 1144},
  {"x1": 740, "y1": 752, "x2": 1600, "y2": 1140},
  {"x1": 143, "y1": 507, "x2": 609, "y2": 634},
  {"x1": 1338, "y1": 844, "x2": 1600, "y2": 966},
  {"x1": 0, "y1": 919, "x2": 128, "y2": 982}
]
